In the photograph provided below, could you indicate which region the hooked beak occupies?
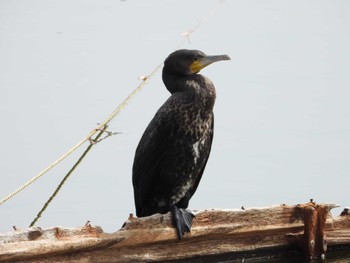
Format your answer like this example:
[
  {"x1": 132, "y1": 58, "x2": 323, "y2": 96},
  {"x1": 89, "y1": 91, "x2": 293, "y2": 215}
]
[{"x1": 190, "y1": 54, "x2": 230, "y2": 74}]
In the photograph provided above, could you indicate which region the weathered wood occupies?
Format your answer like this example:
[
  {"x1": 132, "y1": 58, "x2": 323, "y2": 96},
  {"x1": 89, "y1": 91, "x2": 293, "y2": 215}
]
[
  {"x1": 285, "y1": 201, "x2": 339, "y2": 259},
  {"x1": 0, "y1": 202, "x2": 349, "y2": 262}
]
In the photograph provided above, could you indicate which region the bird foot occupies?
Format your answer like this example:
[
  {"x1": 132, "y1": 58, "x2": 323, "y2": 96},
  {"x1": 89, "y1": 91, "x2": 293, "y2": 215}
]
[{"x1": 170, "y1": 205, "x2": 195, "y2": 240}]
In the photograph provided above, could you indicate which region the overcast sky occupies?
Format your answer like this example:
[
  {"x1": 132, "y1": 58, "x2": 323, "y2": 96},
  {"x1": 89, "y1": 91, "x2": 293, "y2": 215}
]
[{"x1": 1, "y1": 0, "x2": 349, "y2": 233}]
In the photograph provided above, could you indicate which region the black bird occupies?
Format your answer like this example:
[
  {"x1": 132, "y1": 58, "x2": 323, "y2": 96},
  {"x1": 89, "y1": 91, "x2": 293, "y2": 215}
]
[{"x1": 132, "y1": 49, "x2": 230, "y2": 239}]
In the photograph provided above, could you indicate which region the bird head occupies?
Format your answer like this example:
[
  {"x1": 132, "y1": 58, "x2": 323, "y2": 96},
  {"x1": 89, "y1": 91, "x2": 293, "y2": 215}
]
[{"x1": 163, "y1": 49, "x2": 230, "y2": 76}]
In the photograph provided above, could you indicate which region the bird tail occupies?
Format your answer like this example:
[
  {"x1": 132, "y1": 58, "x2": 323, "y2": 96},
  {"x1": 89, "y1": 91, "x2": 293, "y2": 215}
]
[{"x1": 170, "y1": 205, "x2": 195, "y2": 240}]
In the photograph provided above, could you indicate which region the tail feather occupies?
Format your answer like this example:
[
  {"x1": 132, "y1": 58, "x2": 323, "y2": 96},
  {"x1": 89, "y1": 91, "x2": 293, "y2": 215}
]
[{"x1": 170, "y1": 205, "x2": 195, "y2": 240}]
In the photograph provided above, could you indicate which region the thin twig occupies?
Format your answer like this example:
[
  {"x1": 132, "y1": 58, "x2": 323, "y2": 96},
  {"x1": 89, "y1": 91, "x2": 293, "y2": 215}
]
[{"x1": 29, "y1": 126, "x2": 108, "y2": 227}]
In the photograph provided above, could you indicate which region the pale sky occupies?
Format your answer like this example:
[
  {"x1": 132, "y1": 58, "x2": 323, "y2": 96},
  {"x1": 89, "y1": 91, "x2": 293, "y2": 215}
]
[{"x1": 1, "y1": 0, "x2": 349, "y2": 233}]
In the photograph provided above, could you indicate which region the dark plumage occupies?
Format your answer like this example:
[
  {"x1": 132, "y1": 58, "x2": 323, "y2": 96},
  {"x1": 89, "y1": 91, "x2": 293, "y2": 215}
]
[{"x1": 132, "y1": 49, "x2": 230, "y2": 239}]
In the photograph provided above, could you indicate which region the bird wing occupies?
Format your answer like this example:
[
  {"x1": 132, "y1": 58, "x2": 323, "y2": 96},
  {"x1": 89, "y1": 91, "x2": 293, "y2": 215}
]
[
  {"x1": 132, "y1": 104, "x2": 176, "y2": 216},
  {"x1": 189, "y1": 113, "x2": 214, "y2": 198}
]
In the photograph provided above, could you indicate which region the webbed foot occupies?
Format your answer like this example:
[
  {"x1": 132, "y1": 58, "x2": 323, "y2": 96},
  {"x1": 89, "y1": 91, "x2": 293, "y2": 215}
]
[{"x1": 170, "y1": 205, "x2": 195, "y2": 240}]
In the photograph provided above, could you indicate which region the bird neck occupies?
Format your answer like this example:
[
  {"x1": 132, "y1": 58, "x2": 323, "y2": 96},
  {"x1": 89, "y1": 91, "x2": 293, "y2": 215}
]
[
  {"x1": 162, "y1": 72, "x2": 186, "y2": 94},
  {"x1": 162, "y1": 73, "x2": 216, "y2": 113},
  {"x1": 163, "y1": 73, "x2": 215, "y2": 95}
]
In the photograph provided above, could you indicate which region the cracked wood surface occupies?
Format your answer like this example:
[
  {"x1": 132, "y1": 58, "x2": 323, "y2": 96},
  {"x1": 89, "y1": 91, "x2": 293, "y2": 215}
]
[{"x1": 0, "y1": 203, "x2": 349, "y2": 262}]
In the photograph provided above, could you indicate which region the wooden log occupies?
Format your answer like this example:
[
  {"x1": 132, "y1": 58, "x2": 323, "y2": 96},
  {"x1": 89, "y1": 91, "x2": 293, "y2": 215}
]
[{"x1": 0, "y1": 202, "x2": 349, "y2": 262}]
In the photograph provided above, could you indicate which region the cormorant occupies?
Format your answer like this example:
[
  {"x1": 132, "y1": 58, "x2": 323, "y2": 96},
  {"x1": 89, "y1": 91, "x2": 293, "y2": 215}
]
[{"x1": 132, "y1": 49, "x2": 230, "y2": 240}]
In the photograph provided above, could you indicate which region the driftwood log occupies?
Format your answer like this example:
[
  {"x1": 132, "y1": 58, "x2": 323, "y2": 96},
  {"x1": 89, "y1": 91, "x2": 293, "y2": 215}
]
[{"x1": 0, "y1": 202, "x2": 349, "y2": 262}]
